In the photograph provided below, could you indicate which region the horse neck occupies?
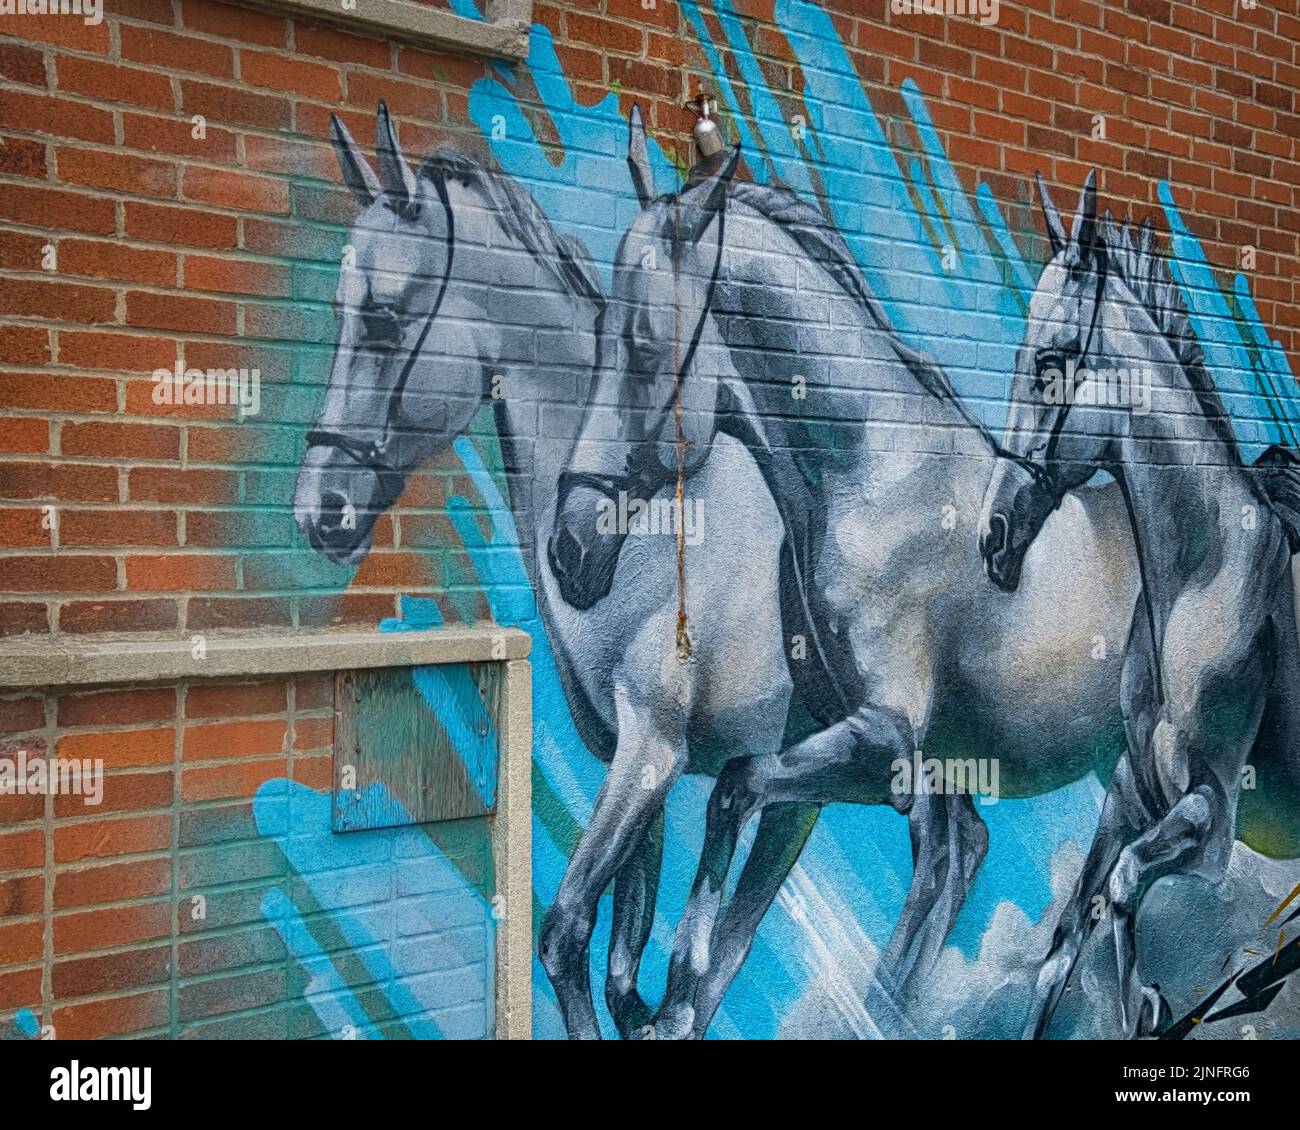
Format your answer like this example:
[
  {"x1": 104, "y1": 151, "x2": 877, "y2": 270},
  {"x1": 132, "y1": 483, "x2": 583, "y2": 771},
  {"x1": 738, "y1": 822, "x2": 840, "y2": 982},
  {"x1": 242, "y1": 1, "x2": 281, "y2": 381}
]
[
  {"x1": 1104, "y1": 307, "x2": 1255, "y2": 618},
  {"x1": 446, "y1": 183, "x2": 602, "y2": 541}
]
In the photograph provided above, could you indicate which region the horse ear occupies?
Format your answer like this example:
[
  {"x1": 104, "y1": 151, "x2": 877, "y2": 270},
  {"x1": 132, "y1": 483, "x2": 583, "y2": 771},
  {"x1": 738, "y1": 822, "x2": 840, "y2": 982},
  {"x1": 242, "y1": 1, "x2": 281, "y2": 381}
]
[
  {"x1": 1035, "y1": 172, "x2": 1065, "y2": 257},
  {"x1": 627, "y1": 104, "x2": 654, "y2": 209},
  {"x1": 1073, "y1": 169, "x2": 1101, "y2": 264},
  {"x1": 375, "y1": 99, "x2": 418, "y2": 206},
  {"x1": 331, "y1": 115, "x2": 380, "y2": 206}
]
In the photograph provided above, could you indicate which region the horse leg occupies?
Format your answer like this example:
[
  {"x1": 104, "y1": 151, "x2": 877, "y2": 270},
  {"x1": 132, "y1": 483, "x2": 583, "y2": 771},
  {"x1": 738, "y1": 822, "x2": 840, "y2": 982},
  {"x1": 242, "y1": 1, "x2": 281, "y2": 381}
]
[
  {"x1": 1022, "y1": 754, "x2": 1144, "y2": 1039},
  {"x1": 605, "y1": 807, "x2": 664, "y2": 1039},
  {"x1": 1106, "y1": 783, "x2": 1219, "y2": 1038},
  {"x1": 684, "y1": 801, "x2": 819, "y2": 1038},
  {"x1": 539, "y1": 685, "x2": 687, "y2": 1039},
  {"x1": 879, "y1": 790, "x2": 989, "y2": 1006},
  {"x1": 655, "y1": 702, "x2": 913, "y2": 1039}
]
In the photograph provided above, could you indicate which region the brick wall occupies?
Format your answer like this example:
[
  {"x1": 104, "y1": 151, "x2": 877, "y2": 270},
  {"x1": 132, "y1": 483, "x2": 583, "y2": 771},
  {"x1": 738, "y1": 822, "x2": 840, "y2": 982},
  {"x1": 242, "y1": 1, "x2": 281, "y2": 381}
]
[
  {"x1": 1, "y1": 0, "x2": 1296, "y2": 639},
  {"x1": 2, "y1": 0, "x2": 1298, "y2": 1041}
]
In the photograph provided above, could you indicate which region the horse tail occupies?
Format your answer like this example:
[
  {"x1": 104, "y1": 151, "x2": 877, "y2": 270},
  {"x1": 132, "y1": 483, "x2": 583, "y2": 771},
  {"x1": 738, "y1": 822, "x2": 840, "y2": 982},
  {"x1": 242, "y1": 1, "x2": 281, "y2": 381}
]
[{"x1": 1252, "y1": 444, "x2": 1300, "y2": 552}]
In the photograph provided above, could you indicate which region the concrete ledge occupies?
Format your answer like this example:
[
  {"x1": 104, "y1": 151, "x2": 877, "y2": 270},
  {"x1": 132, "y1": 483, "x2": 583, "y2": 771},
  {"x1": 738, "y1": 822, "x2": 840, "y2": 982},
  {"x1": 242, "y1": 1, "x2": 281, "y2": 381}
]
[
  {"x1": 241, "y1": 0, "x2": 531, "y2": 61},
  {"x1": 0, "y1": 626, "x2": 532, "y2": 689}
]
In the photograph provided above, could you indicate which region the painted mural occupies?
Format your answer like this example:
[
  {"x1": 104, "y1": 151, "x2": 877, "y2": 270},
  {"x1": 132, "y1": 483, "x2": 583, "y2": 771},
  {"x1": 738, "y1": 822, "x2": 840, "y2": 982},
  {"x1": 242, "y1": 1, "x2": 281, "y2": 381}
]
[{"x1": 284, "y1": 0, "x2": 1300, "y2": 1040}]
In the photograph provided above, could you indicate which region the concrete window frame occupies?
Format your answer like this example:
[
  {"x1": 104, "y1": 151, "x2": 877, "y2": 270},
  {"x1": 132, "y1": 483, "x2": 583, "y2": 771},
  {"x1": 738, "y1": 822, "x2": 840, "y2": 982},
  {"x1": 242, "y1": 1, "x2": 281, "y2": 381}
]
[
  {"x1": 246, "y1": 0, "x2": 531, "y2": 61},
  {"x1": 0, "y1": 625, "x2": 534, "y2": 1040}
]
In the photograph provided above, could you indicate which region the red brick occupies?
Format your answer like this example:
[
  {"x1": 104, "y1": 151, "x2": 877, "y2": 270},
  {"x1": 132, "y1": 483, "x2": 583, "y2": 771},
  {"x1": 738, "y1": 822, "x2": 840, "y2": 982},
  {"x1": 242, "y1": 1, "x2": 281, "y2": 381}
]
[
  {"x1": 54, "y1": 857, "x2": 171, "y2": 909},
  {"x1": 182, "y1": 718, "x2": 285, "y2": 761},
  {"x1": 121, "y1": 26, "x2": 234, "y2": 78},
  {"x1": 0, "y1": 875, "x2": 43, "y2": 919},
  {"x1": 0, "y1": 89, "x2": 113, "y2": 145},
  {"x1": 53, "y1": 817, "x2": 172, "y2": 866},
  {"x1": 0, "y1": 43, "x2": 47, "y2": 88},
  {"x1": 56, "y1": 57, "x2": 175, "y2": 112},
  {"x1": 181, "y1": 757, "x2": 288, "y2": 802},
  {"x1": 52, "y1": 989, "x2": 169, "y2": 1039},
  {"x1": 0, "y1": 921, "x2": 43, "y2": 967},
  {"x1": 183, "y1": 255, "x2": 290, "y2": 297},
  {"x1": 58, "y1": 239, "x2": 178, "y2": 287},
  {"x1": 58, "y1": 686, "x2": 177, "y2": 729},
  {"x1": 0, "y1": 418, "x2": 49, "y2": 455},
  {"x1": 182, "y1": 0, "x2": 288, "y2": 46},
  {"x1": 1, "y1": 556, "x2": 117, "y2": 593},
  {"x1": 185, "y1": 680, "x2": 287, "y2": 718},
  {"x1": 60, "y1": 508, "x2": 179, "y2": 548},
  {"x1": 62, "y1": 421, "x2": 181, "y2": 460},
  {"x1": 240, "y1": 49, "x2": 342, "y2": 100},
  {"x1": 53, "y1": 945, "x2": 171, "y2": 998},
  {"x1": 0, "y1": 371, "x2": 117, "y2": 413},
  {"x1": 57, "y1": 329, "x2": 173, "y2": 373},
  {"x1": 121, "y1": 110, "x2": 239, "y2": 163},
  {"x1": 0, "y1": 279, "x2": 116, "y2": 326},
  {"x1": 126, "y1": 554, "x2": 236, "y2": 591},
  {"x1": 0, "y1": 508, "x2": 50, "y2": 550},
  {"x1": 0, "y1": 696, "x2": 45, "y2": 734},
  {"x1": 125, "y1": 291, "x2": 237, "y2": 335},
  {"x1": 0, "y1": 967, "x2": 40, "y2": 1013},
  {"x1": 180, "y1": 80, "x2": 291, "y2": 131},
  {"x1": 181, "y1": 167, "x2": 289, "y2": 213},
  {"x1": 0, "y1": 135, "x2": 47, "y2": 180},
  {"x1": 294, "y1": 23, "x2": 390, "y2": 68},
  {"x1": 59, "y1": 599, "x2": 177, "y2": 634},
  {"x1": 0, "y1": 602, "x2": 51, "y2": 637},
  {"x1": 128, "y1": 466, "x2": 238, "y2": 504},
  {"x1": 124, "y1": 202, "x2": 238, "y2": 250},
  {"x1": 0, "y1": 325, "x2": 51, "y2": 366}
]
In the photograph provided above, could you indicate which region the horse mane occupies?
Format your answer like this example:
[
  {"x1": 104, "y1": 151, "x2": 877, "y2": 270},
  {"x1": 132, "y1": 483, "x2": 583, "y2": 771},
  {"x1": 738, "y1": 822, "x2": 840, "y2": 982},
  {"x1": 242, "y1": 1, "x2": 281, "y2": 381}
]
[
  {"x1": 726, "y1": 180, "x2": 997, "y2": 450},
  {"x1": 1098, "y1": 212, "x2": 1242, "y2": 466},
  {"x1": 418, "y1": 148, "x2": 604, "y2": 309}
]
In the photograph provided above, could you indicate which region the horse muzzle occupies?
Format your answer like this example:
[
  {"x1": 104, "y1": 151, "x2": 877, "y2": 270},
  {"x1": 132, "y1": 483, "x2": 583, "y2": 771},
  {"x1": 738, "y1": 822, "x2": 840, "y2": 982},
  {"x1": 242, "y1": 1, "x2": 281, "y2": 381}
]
[
  {"x1": 548, "y1": 484, "x2": 626, "y2": 611},
  {"x1": 979, "y1": 457, "x2": 1057, "y2": 593}
]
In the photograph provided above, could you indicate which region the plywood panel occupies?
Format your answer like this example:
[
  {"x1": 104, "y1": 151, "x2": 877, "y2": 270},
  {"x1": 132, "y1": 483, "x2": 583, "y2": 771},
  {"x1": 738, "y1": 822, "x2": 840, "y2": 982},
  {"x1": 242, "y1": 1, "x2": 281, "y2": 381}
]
[{"x1": 332, "y1": 664, "x2": 501, "y2": 832}]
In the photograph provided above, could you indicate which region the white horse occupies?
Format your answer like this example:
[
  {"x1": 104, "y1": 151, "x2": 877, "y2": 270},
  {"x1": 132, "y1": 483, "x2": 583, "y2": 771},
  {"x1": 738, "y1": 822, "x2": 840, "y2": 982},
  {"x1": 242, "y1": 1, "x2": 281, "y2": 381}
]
[{"x1": 293, "y1": 103, "x2": 800, "y2": 1038}]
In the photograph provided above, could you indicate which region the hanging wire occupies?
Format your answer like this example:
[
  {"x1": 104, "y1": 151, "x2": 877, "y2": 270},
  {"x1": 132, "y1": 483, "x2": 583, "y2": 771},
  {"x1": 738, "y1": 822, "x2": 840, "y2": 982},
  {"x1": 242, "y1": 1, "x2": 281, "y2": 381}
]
[{"x1": 671, "y1": 154, "x2": 692, "y2": 662}]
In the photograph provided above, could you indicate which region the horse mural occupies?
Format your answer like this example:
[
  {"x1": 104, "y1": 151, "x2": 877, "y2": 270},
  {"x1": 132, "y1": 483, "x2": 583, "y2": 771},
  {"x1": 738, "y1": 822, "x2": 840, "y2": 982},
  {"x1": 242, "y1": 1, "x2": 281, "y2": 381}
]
[
  {"x1": 294, "y1": 102, "x2": 822, "y2": 1040},
  {"x1": 551, "y1": 137, "x2": 1164, "y2": 1039},
  {"x1": 290, "y1": 83, "x2": 1300, "y2": 1039},
  {"x1": 979, "y1": 173, "x2": 1300, "y2": 1038}
]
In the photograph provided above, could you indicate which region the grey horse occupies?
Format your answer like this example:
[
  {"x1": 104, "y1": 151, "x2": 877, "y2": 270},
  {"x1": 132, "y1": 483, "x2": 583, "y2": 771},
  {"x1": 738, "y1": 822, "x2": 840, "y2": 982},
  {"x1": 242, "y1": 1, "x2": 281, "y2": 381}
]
[
  {"x1": 979, "y1": 172, "x2": 1300, "y2": 1038},
  {"x1": 552, "y1": 146, "x2": 1144, "y2": 1038},
  {"x1": 293, "y1": 102, "x2": 814, "y2": 1039}
]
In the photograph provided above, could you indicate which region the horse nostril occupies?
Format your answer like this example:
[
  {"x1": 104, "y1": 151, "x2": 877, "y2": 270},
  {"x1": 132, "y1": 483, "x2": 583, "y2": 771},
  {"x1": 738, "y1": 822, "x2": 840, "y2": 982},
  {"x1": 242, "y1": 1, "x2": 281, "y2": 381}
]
[
  {"x1": 317, "y1": 490, "x2": 352, "y2": 539},
  {"x1": 982, "y1": 513, "x2": 1008, "y2": 559},
  {"x1": 551, "y1": 526, "x2": 583, "y2": 578}
]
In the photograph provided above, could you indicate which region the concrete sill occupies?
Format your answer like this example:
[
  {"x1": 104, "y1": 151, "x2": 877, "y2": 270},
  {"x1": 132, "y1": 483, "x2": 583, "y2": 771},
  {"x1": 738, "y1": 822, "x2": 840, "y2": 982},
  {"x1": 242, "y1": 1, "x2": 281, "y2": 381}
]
[
  {"x1": 242, "y1": 0, "x2": 531, "y2": 61},
  {"x1": 0, "y1": 625, "x2": 532, "y2": 689}
]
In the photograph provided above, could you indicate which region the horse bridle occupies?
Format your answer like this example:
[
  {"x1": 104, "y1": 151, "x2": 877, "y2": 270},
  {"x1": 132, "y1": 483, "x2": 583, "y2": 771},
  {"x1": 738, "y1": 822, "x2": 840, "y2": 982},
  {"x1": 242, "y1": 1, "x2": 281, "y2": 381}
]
[
  {"x1": 553, "y1": 180, "x2": 730, "y2": 512},
  {"x1": 998, "y1": 246, "x2": 1109, "y2": 500},
  {"x1": 304, "y1": 171, "x2": 456, "y2": 477}
]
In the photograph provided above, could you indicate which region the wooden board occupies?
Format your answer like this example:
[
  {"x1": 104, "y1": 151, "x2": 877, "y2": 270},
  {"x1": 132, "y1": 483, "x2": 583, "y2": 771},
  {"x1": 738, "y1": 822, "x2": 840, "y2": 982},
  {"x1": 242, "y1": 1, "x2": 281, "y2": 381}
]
[{"x1": 332, "y1": 663, "x2": 502, "y2": 832}]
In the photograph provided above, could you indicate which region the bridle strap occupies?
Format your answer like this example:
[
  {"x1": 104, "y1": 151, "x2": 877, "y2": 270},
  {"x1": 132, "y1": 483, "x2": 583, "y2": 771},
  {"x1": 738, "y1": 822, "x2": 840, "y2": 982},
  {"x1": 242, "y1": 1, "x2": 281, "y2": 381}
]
[
  {"x1": 1004, "y1": 250, "x2": 1109, "y2": 499},
  {"x1": 305, "y1": 170, "x2": 456, "y2": 477},
  {"x1": 554, "y1": 175, "x2": 730, "y2": 513}
]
